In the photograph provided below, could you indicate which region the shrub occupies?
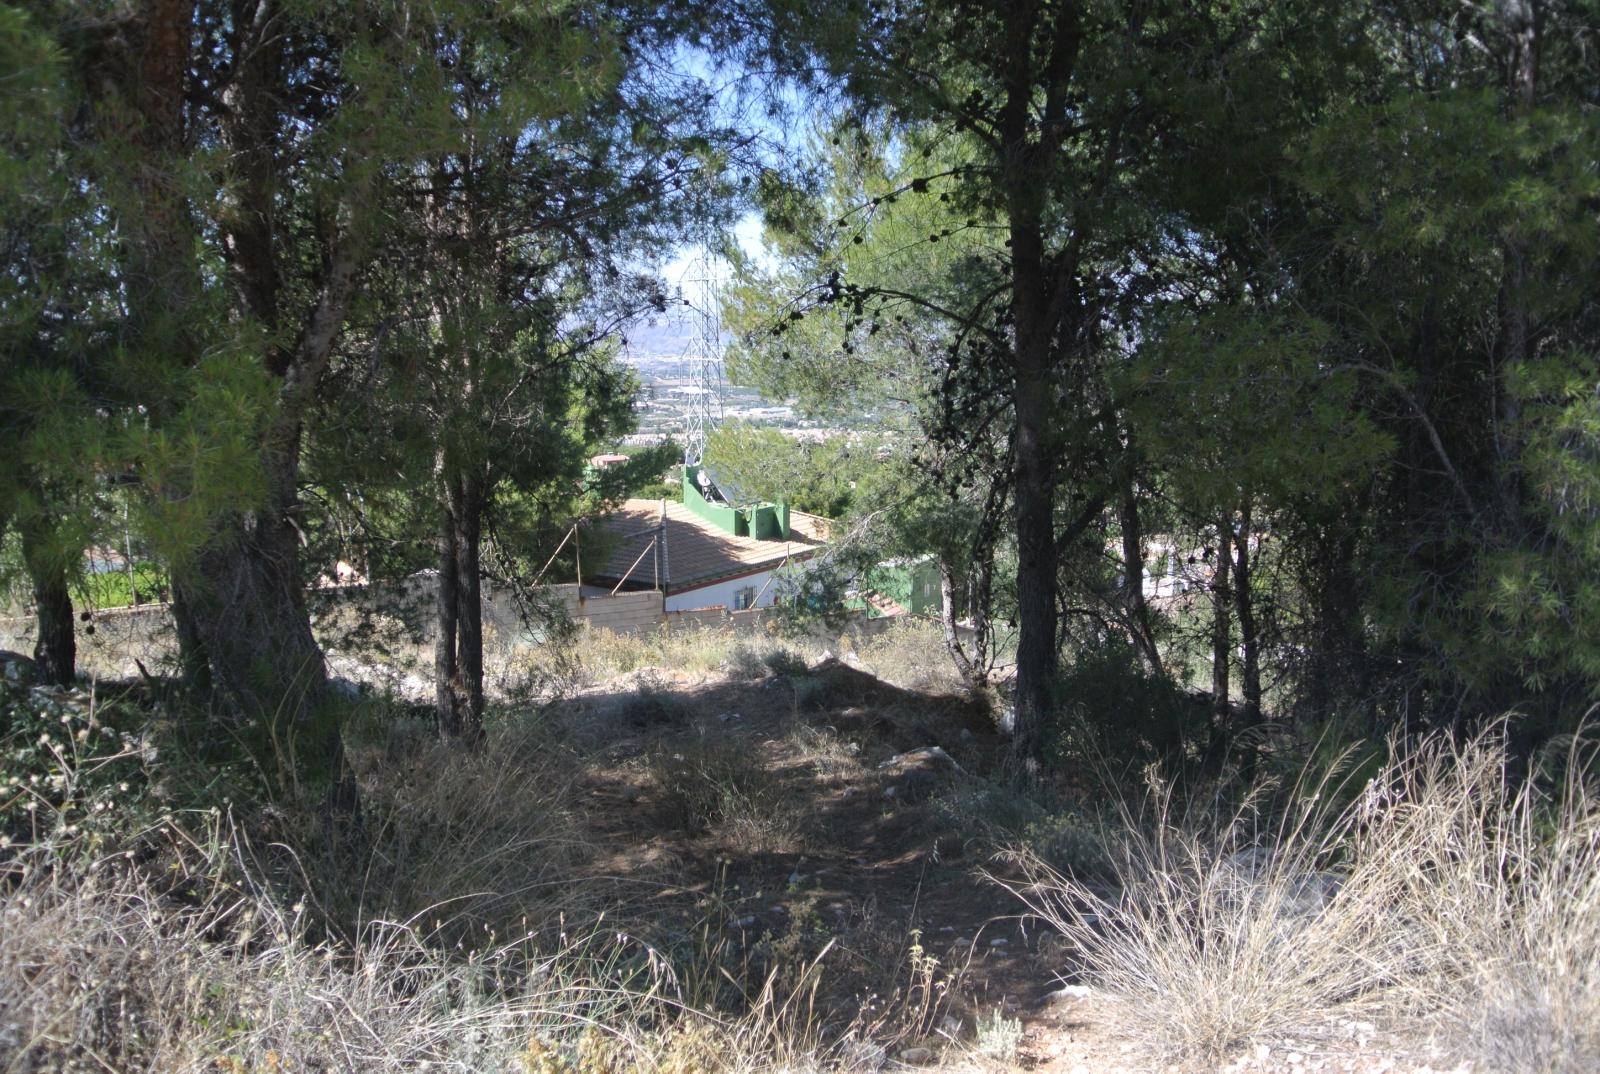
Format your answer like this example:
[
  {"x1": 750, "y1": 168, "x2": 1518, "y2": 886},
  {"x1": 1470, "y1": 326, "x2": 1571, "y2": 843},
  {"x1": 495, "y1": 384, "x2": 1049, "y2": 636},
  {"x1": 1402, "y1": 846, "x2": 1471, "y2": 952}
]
[
  {"x1": 761, "y1": 646, "x2": 810, "y2": 678},
  {"x1": 973, "y1": 1006, "x2": 1023, "y2": 1062},
  {"x1": 1, "y1": 681, "x2": 162, "y2": 850},
  {"x1": 1049, "y1": 641, "x2": 1209, "y2": 772}
]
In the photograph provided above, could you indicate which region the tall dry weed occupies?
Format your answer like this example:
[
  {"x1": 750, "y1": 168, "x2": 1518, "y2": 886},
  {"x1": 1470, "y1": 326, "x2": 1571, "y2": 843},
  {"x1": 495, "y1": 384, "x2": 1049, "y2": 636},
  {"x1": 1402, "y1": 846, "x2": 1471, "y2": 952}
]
[
  {"x1": 1008, "y1": 725, "x2": 1600, "y2": 1072},
  {"x1": 0, "y1": 820, "x2": 673, "y2": 1073}
]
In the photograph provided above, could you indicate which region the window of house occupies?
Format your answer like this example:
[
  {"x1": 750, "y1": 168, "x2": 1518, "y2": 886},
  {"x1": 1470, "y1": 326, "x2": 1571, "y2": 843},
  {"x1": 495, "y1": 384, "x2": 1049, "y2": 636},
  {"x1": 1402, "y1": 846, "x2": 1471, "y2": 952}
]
[{"x1": 733, "y1": 585, "x2": 757, "y2": 611}]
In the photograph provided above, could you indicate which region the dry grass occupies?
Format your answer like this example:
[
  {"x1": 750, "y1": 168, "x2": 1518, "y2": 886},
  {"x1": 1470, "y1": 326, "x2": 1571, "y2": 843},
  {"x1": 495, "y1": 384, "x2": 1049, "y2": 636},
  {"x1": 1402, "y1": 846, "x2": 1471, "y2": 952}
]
[
  {"x1": 1008, "y1": 725, "x2": 1600, "y2": 1072},
  {"x1": 645, "y1": 727, "x2": 809, "y2": 853},
  {"x1": 0, "y1": 680, "x2": 908, "y2": 1074},
  {"x1": 0, "y1": 821, "x2": 679, "y2": 1074},
  {"x1": 497, "y1": 622, "x2": 838, "y2": 703},
  {"x1": 1370, "y1": 731, "x2": 1600, "y2": 1074},
  {"x1": 0, "y1": 728, "x2": 918, "y2": 1074},
  {"x1": 0, "y1": 617, "x2": 986, "y2": 1074},
  {"x1": 572, "y1": 626, "x2": 827, "y2": 687},
  {"x1": 853, "y1": 619, "x2": 968, "y2": 693},
  {"x1": 349, "y1": 711, "x2": 596, "y2": 942}
]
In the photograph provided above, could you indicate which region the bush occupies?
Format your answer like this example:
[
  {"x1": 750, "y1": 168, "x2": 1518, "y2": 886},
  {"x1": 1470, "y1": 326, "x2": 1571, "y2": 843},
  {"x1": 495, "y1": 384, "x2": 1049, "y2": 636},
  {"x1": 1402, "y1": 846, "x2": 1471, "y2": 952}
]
[
  {"x1": 1049, "y1": 641, "x2": 1210, "y2": 772},
  {"x1": 761, "y1": 646, "x2": 809, "y2": 678}
]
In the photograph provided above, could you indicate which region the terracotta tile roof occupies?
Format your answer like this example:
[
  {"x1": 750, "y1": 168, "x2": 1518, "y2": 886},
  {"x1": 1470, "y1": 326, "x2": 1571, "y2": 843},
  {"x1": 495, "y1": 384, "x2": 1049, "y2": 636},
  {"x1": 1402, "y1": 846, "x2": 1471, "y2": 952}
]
[{"x1": 586, "y1": 499, "x2": 829, "y2": 593}]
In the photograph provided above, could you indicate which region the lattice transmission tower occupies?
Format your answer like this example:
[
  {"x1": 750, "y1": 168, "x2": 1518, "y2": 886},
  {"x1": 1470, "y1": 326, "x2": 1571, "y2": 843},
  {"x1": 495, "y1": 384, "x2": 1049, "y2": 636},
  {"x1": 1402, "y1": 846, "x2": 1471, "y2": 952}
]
[{"x1": 681, "y1": 240, "x2": 724, "y2": 469}]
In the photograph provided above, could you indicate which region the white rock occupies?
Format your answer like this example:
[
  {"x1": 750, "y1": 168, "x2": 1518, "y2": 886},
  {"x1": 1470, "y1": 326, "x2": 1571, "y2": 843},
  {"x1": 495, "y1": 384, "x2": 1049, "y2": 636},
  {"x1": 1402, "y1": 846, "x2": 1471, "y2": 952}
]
[
  {"x1": 1050, "y1": 984, "x2": 1093, "y2": 1000},
  {"x1": 877, "y1": 745, "x2": 963, "y2": 773}
]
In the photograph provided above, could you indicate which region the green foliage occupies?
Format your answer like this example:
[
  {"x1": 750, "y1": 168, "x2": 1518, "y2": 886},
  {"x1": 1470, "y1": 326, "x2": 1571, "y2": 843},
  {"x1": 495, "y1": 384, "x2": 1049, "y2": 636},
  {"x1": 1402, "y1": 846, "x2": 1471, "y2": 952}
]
[
  {"x1": 583, "y1": 442, "x2": 683, "y2": 511},
  {"x1": 768, "y1": 560, "x2": 854, "y2": 637},
  {"x1": 124, "y1": 349, "x2": 279, "y2": 568},
  {"x1": 1455, "y1": 351, "x2": 1600, "y2": 714},
  {"x1": 1051, "y1": 642, "x2": 1211, "y2": 773},
  {"x1": 703, "y1": 422, "x2": 874, "y2": 517},
  {"x1": 1126, "y1": 310, "x2": 1392, "y2": 512},
  {"x1": 1275, "y1": 8, "x2": 1600, "y2": 728},
  {"x1": 74, "y1": 562, "x2": 168, "y2": 611}
]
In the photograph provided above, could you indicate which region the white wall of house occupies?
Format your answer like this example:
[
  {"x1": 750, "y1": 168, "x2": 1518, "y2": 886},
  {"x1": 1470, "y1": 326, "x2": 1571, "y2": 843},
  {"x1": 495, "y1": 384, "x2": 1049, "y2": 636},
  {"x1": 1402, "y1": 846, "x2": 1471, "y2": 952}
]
[{"x1": 665, "y1": 569, "x2": 784, "y2": 613}]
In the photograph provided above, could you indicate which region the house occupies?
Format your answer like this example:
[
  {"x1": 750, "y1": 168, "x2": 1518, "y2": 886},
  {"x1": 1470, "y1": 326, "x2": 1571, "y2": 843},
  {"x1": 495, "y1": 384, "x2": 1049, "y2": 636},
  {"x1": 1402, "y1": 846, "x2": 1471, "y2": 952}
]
[{"x1": 584, "y1": 465, "x2": 830, "y2": 613}]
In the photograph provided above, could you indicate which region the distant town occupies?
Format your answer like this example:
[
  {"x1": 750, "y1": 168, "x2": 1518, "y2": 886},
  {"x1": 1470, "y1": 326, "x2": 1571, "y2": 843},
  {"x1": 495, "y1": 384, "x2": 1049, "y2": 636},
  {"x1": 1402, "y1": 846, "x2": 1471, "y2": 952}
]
[{"x1": 618, "y1": 314, "x2": 865, "y2": 444}]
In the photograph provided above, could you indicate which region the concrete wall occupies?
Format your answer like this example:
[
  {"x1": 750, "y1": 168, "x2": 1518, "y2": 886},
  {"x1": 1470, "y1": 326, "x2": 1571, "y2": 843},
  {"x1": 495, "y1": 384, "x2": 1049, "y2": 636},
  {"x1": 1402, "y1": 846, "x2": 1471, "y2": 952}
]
[
  {"x1": 666, "y1": 607, "x2": 738, "y2": 631},
  {"x1": 0, "y1": 603, "x2": 176, "y2": 680},
  {"x1": 0, "y1": 573, "x2": 786, "y2": 681},
  {"x1": 571, "y1": 589, "x2": 665, "y2": 634}
]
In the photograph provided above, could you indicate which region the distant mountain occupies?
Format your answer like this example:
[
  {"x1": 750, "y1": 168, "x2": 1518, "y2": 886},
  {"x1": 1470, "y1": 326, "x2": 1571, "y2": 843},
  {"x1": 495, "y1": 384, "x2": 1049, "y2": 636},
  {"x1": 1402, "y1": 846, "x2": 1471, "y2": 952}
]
[{"x1": 619, "y1": 315, "x2": 695, "y2": 360}]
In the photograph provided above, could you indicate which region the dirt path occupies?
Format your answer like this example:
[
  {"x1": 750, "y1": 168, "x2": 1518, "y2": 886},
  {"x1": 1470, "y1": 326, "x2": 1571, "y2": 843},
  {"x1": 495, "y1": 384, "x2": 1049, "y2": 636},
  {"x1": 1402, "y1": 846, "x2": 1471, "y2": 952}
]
[{"x1": 561, "y1": 660, "x2": 1077, "y2": 1051}]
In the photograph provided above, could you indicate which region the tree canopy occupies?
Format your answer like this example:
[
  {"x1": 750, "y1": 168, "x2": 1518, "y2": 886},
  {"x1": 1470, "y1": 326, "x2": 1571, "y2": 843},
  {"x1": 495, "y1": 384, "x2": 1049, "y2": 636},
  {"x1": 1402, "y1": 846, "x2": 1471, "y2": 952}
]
[{"x1": 4, "y1": 0, "x2": 1598, "y2": 789}]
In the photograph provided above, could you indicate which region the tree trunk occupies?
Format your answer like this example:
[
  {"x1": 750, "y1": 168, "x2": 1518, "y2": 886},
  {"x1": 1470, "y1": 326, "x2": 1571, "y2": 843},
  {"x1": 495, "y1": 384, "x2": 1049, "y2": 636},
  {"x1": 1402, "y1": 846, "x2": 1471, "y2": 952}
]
[
  {"x1": 452, "y1": 473, "x2": 486, "y2": 742},
  {"x1": 1304, "y1": 525, "x2": 1366, "y2": 723},
  {"x1": 434, "y1": 479, "x2": 463, "y2": 734},
  {"x1": 169, "y1": 582, "x2": 213, "y2": 692},
  {"x1": 1233, "y1": 501, "x2": 1262, "y2": 730},
  {"x1": 105, "y1": 0, "x2": 362, "y2": 819},
  {"x1": 1493, "y1": 4, "x2": 1539, "y2": 530},
  {"x1": 1118, "y1": 453, "x2": 1162, "y2": 676},
  {"x1": 939, "y1": 557, "x2": 990, "y2": 692},
  {"x1": 435, "y1": 470, "x2": 485, "y2": 743},
  {"x1": 1012, "y1": 382, "x2": 1058, "y2": 763},
  {"x1": 174, "y1": 437, "x2": 353, "y2": 809},
  {"x1": 1211, "y1": 519, "x2": 1233, "y2": 730},
  {"x1": 21, "y1": 517, "x2": 75, "y2": 688},
  {"x1": 1008, "y1": 208, "x2": 1060, "y2": 765}
]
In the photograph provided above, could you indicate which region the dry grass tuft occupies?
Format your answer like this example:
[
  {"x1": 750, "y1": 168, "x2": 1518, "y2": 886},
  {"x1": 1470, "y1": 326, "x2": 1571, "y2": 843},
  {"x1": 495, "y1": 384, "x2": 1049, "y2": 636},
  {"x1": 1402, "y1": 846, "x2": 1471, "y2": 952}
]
[
  {"x1": 853, "y1": 619, "x2": 969, "y2": 693},
  {"x1": 645, "y1": 728, "x2": 808, "y2": 852},
  {"x1": 349, "y1": 711, "x2": 595, "y2": 941},
  {"x1": 0, "y1": 821, "x2": 675, "y2": 1074},
  {"x1": 1370, "y1": 731, "x2": 1600, "y2": 1074},
  {"x1": 1009, "y1": 725, "x2": 1600, "y2": 1073}
]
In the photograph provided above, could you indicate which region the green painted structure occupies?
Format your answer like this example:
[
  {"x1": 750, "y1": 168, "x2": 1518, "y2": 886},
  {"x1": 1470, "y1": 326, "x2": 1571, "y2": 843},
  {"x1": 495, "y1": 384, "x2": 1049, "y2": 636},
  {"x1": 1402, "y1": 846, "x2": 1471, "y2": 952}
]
[
  {"x1": 682, "y1": 465, "x2": 790, "y2": 541},
  {"x1": 864, "y1": 558, "x2": 942, "y2": 616}
]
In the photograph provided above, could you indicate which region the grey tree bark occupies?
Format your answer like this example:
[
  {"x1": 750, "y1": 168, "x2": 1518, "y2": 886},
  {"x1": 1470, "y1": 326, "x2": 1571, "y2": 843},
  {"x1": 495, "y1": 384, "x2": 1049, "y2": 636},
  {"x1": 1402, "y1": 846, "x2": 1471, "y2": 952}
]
[{"x1": 21, "y1": 514, "x2": 75, "y2": 688}]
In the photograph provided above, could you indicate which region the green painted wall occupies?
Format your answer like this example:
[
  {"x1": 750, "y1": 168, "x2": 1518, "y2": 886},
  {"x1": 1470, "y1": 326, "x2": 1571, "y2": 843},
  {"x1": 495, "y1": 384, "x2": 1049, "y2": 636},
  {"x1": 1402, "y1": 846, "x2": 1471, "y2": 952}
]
[
  {"x1": 682, "y1": 465, "x2": 790, "y2": 541},
  {"x1": 867, "y1": 558, "x2": 941, "y2": 616},
  {"x1": 683, "y1": 466, "x2": 747, "y2": 535}
]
